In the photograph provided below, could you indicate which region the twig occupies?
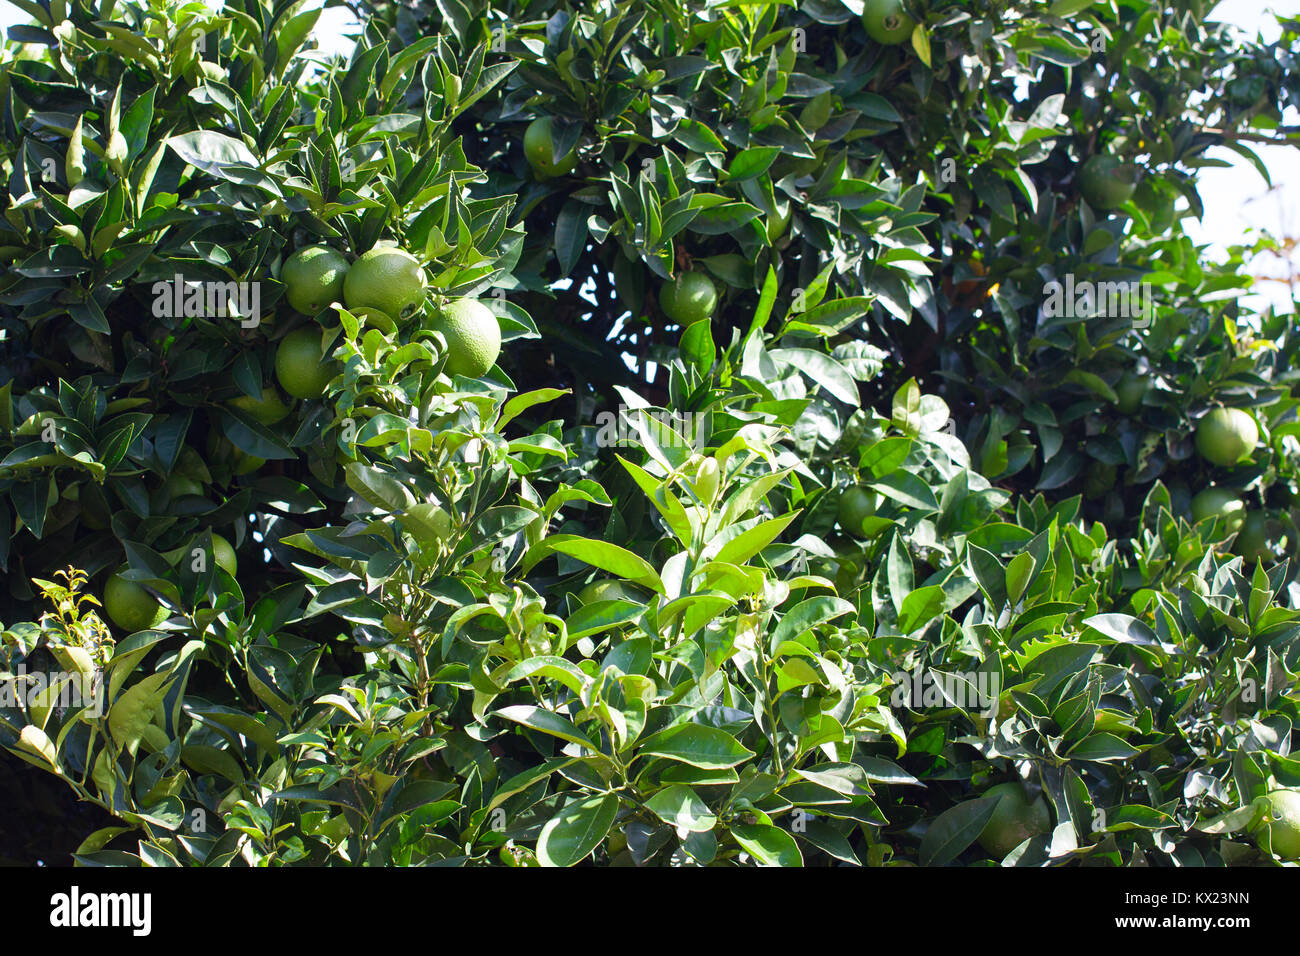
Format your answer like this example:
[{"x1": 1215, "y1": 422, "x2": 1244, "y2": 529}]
[{"x1": 1200, "y1": 126, "x2": 1300, "y2": 145}]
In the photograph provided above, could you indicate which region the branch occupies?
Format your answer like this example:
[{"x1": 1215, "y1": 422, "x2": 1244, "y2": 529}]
[{"x1": 1201, "y1": 126, "x2": 1300, "y2": 145}]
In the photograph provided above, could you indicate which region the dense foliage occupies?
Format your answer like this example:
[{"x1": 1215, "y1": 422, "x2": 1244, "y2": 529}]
[{"x1": 2, "y1": 0, "x2": 1299, "y2": 866}]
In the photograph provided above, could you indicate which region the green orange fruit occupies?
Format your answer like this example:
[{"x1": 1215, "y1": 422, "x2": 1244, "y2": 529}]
[
  {"x1": 275, "y1": 327, "x2": 338, "y2": 399},
  {"x1": 862, "y1": 0, "x2": 916, "y2": 44},
  {"x1": 104, "y1": 571, "x2": 168, "y2": 632},
  {"x1": 432, "y1": 299, "x2": 501, "y2": 378},
  {"x1": 1235, "y1": 510, "x2": 1275, "y2": 563},
  {"x1": 206, "y1": 430, "x2": 264, "y2": 477},
  {"x1": 282, "y1": 244, "x2": 349, "y2": 315},
  {"x1": 343, "y1": 246, "x2": 426, "y2": 320},
  {"x1": 659, "y1": 272, "x2": 718, "y2": 324},
  {"x1": 1190, "y1": 487, "x2": 1246, "y2": 535},
  {"x1": 838, "y1": 486, "x2": 879, "y2": 537},
  {"x1": 523, "y1": 117, "x2": 578, "y2": 179},
  {"x1": 1079, "y1": 155, "x2": 1138, "y2": 210},
  {"x1": 1196, "y1": 407, "x2": 1258, "y2": 467},
  {"x1": 1250, "y1": 789, "x2": 1300, "y2": 860},
  {"x1": 164, "y1": 474, "x2": 204, "y2": 500},
  {"x1": 226, "y1": 385, "x2": 294, "y2": 425},
  {"x1": 1113, "y1": 372, "x2": 1148, "y2": 416}
]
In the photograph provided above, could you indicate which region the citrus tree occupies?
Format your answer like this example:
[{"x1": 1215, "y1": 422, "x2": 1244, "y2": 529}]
[{"x1": 2, "y1": 0, "x2": 1300, "y2": 867}]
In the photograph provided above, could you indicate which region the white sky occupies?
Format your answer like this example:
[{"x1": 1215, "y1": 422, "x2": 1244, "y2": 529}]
[
  {"x1": 1193, "y1": 0, "x2": 1300, "y2": 314},
  {"x1": 1, "y1": 0, "x2": 1295, "y2": 312}
]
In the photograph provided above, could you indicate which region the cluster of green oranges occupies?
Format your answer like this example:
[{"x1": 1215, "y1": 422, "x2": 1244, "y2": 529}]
[
  {"x1": 1093, "y1": 385, "x2": 1280, "y2": 562},
  {"x1": 1188, "y1": 407, "x2": 1290, "y2": 563},
  {"x1": 208, "y1": 243, "x2": 501, "y2": 471},
  {"x1": 100, "y1": 245, "x2": 506, "y2": 634},
  {"x1": 837, "y1": 395, "x2": 1279, "y2": 563},
  {"x1": 521, "y1": 113, "x2": 728, "y2": 331},
  {"x1": 522, "y1": 115, "x2": 768, "y2": 331},
  {"x1": 278, "y1": 242, "x2": 503, "y2": 393}
]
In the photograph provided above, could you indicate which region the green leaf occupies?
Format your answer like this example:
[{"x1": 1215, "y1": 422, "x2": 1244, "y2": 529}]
[
  {"x1": 680, "y1": 318, "x2": 716, "y2": 376},
  {"x1": 919, "y1": 797, "x2": 999, "y2": 866},
  {"x1": 1023, "y1": 643, "x2": 1098, "y2": 703},
  {"x1": 502, "y1": 657, "x2": 589, "y2": 696},
  {"x1": 725, "y1": 147, "x2": 781, "y2": 182},
  {"x1": 1049, "y1": 0, "x2": 1096, "y2": 14},
  {"x1": 345, "y1": 462, "x2": 415, "y2": 511},
  {"x1": 167, "y1": 131, "x2": 266, "y2": 185},
  {"x1": 886, "y1": 532, "x2": 913, "y2": 616},
  {"x1": 498, "y1": 387, "x2": 569, "y2": 430},
  {"x1": 688, "y1": 201, "x2": 761, "y2": 235},
  {"x1": 107, "y1": 672, "x2": 173, "y2": 757},
  {"x1": 793, "y1": 763, "x2": 873, "y2": 797},
  {"x1": 1063, "y1": 369, "x2": 1117, "y2": 404},
  {"x1": 712, "y1": 511, "x2": 799, "y2": 566},
  {"x1": 537, "y1": 793, "x2": 618, "y2": 867},
  {"x1": 911, "y1": 24, "x2": 931, "y2": 68},
  {"x1": 854, "y1": 757, "x2": 922, "y2": 786},
  {"x1": 771, "y1": 348, "x2": 859, "y2": 406},
  {"x1": 897, "y1": 585, "x2": 945, "y2": 634},
  {"x1": 743, "y1": 265, "x2": 779, "y2": 344},
  {"x1": 1005, "y1": 552, "x2": 1035, "y2": 605},
  {"x1": 191, "y1": 703, "x2": 281, "y2": 756},
  {"x1": 487, "y1": 757, "x2": 574, "y2": 815},
  {"x1": 378, "y1": 781, "x2": 459, "y2": 833},
  {"x1": 1081, "y1": 613, "x2": 1160, "y2": 647},
  {"x1": 1066, "y1": 733, "x2": 1140, "y2": 763},
  {"x1": 673, "y1": 118, "x2": 726, "y2": 154},
  {"x1": 496, "y1": 705, "x2": 598, "y2": 752},
  {"x1": 1103, "y1": 806, "x2": 1178, "y2": 832},
  {"x1": 274, "y1": 6, "x2": 323, "y2": 77},
  {"x1": 16, "y1": 724, "x2": 58, "y2": 767},
  {"x1": 555, "y1": 201, "x2": 588, "y2": 276},
  {"x1": 891, "y1": 378, "x2": 923, "y2": 435},
  {"x1": 860, "y1": 437, "x2": 912, "y2": 478},
  {"x1": 794, "y1": 819, "x2": 862, "y2": 865},
  {"x1": 730, "y1": 823, "x2": 803, "y2": 866},
  {"x1": 565, "y1": 599, "x2": 645, "y2": 639},
  {"x1": 546, "y1": 535, "x2": 664, "y2": 594},
  {"x1": 643, "y1": 785, "x2": 717, "y2": 832},
  {"x1": 637, "y1": 724, "x2": 754, "y2": 769}
]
